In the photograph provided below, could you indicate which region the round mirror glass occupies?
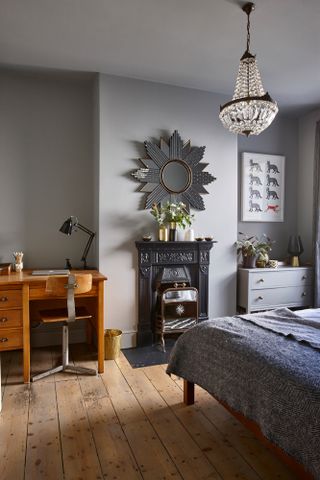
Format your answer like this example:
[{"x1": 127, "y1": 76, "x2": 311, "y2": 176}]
[{"x1": 161, "y1": 160, "x2": 191, "y2": 193}]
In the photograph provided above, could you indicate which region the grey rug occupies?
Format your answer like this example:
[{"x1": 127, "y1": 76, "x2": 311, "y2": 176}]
[{"x1": 123, "y1": 339, "x2": 175, "y2": 368}]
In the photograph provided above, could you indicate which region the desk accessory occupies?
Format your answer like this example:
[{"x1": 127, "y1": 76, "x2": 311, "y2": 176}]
[
  {"x1": 60, "y1": 216, "x2": 95, "y2": 269},
  {"x1": 0, "y1": 263, "x2": 11, "y2": 275},
  {"x1": 13, "y1": 252, "x2": 24, "y2": 272}
]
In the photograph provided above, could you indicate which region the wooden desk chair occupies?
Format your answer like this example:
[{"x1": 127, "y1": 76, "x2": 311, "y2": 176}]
[{"x1": 32, "y1": 273, "x2": 96, "y2": 382}]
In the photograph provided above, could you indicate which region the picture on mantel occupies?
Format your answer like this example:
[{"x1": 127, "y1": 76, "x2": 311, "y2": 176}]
[{"x1": 241, "y1": 153, "x2": 285, "y2": 222}]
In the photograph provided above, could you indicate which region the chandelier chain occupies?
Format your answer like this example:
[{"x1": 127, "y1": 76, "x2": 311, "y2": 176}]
[{"x1": 246, "y1": 10, "x2": 251, "y2": 52}]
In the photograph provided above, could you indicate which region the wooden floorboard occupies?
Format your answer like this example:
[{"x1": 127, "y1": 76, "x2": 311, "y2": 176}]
[{"x1": 0, "y1": 346, "x2": 302, "y2": 480}]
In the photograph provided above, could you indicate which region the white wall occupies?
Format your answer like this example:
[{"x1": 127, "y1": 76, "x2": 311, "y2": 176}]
[
  {"x1": 238, "y1": 115, "x2": 299, "y2": 259},
  {"x1": 98, "y1": 74, "x2": 238, "y2": 347},
  {"x1": 0, "y1": 70, "x2": 95, "y2": 269},
  {"x1": 298, "y1": 108, "x2": 320, "y2": 263}
]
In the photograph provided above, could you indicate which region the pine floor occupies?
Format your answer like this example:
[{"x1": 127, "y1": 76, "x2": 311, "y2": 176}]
[{"x1": 0, "y1": 345, "x2": 299, "y2": 480}]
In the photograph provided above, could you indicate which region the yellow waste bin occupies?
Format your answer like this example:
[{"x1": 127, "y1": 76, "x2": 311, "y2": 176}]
[{"x1": 104, "y1": 329, "x2": 122, "y2": 360}]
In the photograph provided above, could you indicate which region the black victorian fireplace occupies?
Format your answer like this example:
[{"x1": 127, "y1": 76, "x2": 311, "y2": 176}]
[{"x1": 135, "y1": 240, "x2": 215, "y2": 346}]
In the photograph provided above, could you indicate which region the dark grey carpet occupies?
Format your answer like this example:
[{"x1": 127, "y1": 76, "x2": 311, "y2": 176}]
[{"x1": 123, "y1": 339, "x2": 175, "y2": 368}]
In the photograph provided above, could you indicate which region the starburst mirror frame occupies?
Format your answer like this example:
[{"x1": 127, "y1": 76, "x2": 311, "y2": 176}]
[{"x1": 131, "y1": 130, "x2": 216, "y2": 210}]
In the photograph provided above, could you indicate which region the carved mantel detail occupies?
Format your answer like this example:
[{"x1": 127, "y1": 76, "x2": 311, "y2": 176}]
[{"x1": 135, "y1": 240, "x2": 216, "y2": 347}]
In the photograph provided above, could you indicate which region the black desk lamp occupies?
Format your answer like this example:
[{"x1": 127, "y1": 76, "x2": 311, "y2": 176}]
[{"x1": 60, "y1": 216, "x2": 95, "y2": 269}]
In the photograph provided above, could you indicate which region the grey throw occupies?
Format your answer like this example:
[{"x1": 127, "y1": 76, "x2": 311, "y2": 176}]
[{"x1": 167, "y1": 309, "x2": 320, "y2": 479}]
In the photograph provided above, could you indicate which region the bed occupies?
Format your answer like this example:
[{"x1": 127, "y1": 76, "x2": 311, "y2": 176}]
[{"x1": 166, "y1": 307, "x2": 320, "y2": 479}]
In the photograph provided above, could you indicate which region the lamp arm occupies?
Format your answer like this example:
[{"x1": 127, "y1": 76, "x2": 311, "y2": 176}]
[{"x1": 77, "y1": 223, "x2": 96, "y2": 269}]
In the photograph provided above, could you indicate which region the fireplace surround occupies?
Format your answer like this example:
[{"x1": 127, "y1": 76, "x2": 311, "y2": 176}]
[{"x1": 135, "y1": 240, "x2": 215, "y2": 346}]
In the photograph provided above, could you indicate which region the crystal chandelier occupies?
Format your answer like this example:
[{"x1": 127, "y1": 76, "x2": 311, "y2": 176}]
[{"x1": 219, "y1": 2, "x2": 278, "y2": 136}]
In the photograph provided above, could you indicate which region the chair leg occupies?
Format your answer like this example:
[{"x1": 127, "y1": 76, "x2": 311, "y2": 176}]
[
  {"x1": 62, "y1": 324, "x2": 69, "y2": 368},
  {"x1": 32, "y1": 323, "x2": 97, "y2": 381},
  {"x1": 65, "y1": 364, "x2": 97, "y2": 376},
  {"x1": 31, "y1": 365, "x2": 64, "y2": 382}
]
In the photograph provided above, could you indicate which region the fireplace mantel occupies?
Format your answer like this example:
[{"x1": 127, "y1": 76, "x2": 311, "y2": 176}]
[{"x1": 135, "y1": 240, "x2": 216, "y2": 346}]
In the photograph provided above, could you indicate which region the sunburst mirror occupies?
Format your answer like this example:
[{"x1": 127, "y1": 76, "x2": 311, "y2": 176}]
[{"x1": 131, "y1": 130, "x2": 216, "y2": 210}]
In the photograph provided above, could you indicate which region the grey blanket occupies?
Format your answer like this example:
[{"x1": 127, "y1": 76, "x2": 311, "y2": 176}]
[{"x1": 167, "y1": 308, "x2": 320, "y2": 478}]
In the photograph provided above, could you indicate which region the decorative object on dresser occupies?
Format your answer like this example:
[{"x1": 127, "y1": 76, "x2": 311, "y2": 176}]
[
  {"x1": 236, "y1": 232, "x2": 273, "y2": 268},
  {"x1": 131, "y1": 130, "x2": 216, "y2": 211},
  {"x1": 135, "y1": 240, "x2": 215, "y2": 346},
  {"x1": 237, "y1": 266, "x2": 313, "y2": 313},
  {"x1": 241, "y1": 153, "x2": 285, "y2": 222},
  {"x1": 287, "y1": 235, "x2": 304, "y2": 267},
  {"x1": 219, "y1": 2, "x2": 278, "y2": 136}
]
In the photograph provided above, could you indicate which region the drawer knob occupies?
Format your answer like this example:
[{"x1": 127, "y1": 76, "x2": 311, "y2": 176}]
[
  {"x1": 257, "y1": 296, "x2": 263, "y2": 300},
  {"x1": 0, "y1": 317, "x2": 8, "y2": 323},
  {"x1": 258, "y1": 278, "x2": 264, "y2": 283},
  {"x1": 302, "y1": 292, "x2": 307, "y2": 297},
  {"x1": 302, "y1": 275, "x2": 307, "y2": 280},
  {"x1": 0, "y1": 296, "x2": 8, "y2": 302},
  {"x1": 0, "y1": 337, "x2": 8, "y2": 343}
]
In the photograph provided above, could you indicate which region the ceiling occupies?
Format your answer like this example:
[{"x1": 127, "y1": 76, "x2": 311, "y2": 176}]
[{"x1": 1, "y1": 0, "x2": 320, "y2": 116}]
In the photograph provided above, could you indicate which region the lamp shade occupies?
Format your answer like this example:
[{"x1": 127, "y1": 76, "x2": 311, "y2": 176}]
[
  {"x1": 59, "y1": 217, "x2": 74, "y2": 235},
  {"x1": 288, "y1": 235, "x2": 304, "y2": 256}
]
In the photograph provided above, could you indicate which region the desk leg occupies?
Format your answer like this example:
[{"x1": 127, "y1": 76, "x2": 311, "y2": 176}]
[
  {"x1": 23, "y1": 284, "x2": 30, "y2": 383},
  {"x1": 97, "y1": 281, "x2": 104, "y2": 373}
]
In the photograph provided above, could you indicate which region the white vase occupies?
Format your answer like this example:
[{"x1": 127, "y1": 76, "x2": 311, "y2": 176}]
[
  {"x1": 176, "y1": 228, "x2": 185, "y2": 241},
  {"x1": 184, "y1": 228, "x2": 195, "y2": 241}
]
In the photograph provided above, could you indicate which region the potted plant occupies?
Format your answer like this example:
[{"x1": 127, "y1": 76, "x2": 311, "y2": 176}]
[
  {"x1": 151, "y1": 202, "x2": 194, "y2": 241},
  {"x1": 151, "y1": 203, "x2": 168, "y2": 241},
  {"x1": 236, "y1": 232, "x2": 273, "y2": 268}
]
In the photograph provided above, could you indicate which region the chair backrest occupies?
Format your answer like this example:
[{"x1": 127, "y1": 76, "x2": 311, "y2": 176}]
[
  {"x1": 45, "y1": 274, "x2": 92, "y2": 296},
  {"x1": 45, "y1": 274, "x2": 92, "y2": 322}
]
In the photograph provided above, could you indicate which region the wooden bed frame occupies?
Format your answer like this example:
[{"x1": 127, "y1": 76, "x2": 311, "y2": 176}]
[{"x1": 183, "y1": 380, "x2": 314, "y2": 480}]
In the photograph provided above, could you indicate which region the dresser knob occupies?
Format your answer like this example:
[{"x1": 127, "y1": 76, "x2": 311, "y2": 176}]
[
  {"x1": 0, "y1": 337, "x2": 8, "y2": 343},
  {"x1": 258, "y1": 278, "x2": 264, "y2": 283},
  {"x1": 257, "y1": 296, "x2": 263, "y2": 300},
  {"x1": 302, "y1": 292, "x2": 307, "y2": 297},
  {"x1": 302, "y1": 275, "x2": 307, "y2": 280},
  {"x1": 0, "y1": 296, "x2": 8, "y2": 302},
  {"x1": 0, "y1": 317, "x2": 8, "y2": 323}
]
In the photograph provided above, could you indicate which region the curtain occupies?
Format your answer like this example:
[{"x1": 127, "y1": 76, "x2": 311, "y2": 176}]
[{"x1": 313, "y1": 120, "x2": 320, "y2": 307}]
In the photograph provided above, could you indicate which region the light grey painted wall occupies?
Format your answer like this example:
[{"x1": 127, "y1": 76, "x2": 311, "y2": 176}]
[
  {"x1": 298, "y1": 108, "x2": 320, "y2": 263},
  {"x1": 98, "y1": 74, "x2": 238, "y2": 346},
  {"x1": 238, "y1": 116, "x2": 299, "y2": 260},
  {"x1": 0, "y1": 70, "x2": 95, "y2": 269}
]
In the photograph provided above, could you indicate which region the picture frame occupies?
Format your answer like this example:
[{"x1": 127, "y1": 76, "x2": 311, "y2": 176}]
[{"x1": 241, "y1": 153, "x2": 285, "y2": 222}]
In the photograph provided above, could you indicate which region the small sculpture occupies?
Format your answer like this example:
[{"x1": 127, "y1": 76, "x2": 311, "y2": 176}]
[{"x1": 13, "y1": 251, "x2": 24, "y2": 272}]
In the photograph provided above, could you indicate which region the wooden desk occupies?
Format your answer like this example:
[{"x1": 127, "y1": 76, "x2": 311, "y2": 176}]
[{"x1": 0, "y1": 269, "x2": 107, "y2": 383}]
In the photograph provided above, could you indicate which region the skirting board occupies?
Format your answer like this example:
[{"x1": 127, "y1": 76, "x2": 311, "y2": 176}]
[{"x1": 121, "y1": 330, "x2": 137, "y2": 349}]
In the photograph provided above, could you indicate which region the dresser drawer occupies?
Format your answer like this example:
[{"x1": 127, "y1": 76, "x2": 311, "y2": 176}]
[
  {"x1": 0, "y1": 289, "x2": 22, "y2": 308},
  {"x1": 0, "y1": 328, "x2": 23, "y2": 351},
  {"x1": 0, "y1": 309, "x2": 22, "y2": 328},
  {"x1": 249, "y1": 269, "x2": 312, "y2": 290},
  {"x1": 249, "y1": 285, "x2": 312, "y2": 311}
]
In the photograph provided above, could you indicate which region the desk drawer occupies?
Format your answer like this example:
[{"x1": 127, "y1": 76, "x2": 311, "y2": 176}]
[
  {"x1": 0, "y1": 309, "x2": 22, "y2": 328},
  {"x1": 249, "y1": 269, "x2": 312, "y2": 290},
  {"x1": 249, "y1": 285, "x2": 312, "y2": 311},
  {"x1": 0, "y1": 289, "x2": 22, "y2": 308},
  {"x1": 0, "y1": 327, "x2": 23, "y2": 351}
]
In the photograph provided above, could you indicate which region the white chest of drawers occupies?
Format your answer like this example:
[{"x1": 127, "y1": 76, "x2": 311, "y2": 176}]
[{"x1": 237, "y1": 266, "x2": 313, "y2": 313}]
